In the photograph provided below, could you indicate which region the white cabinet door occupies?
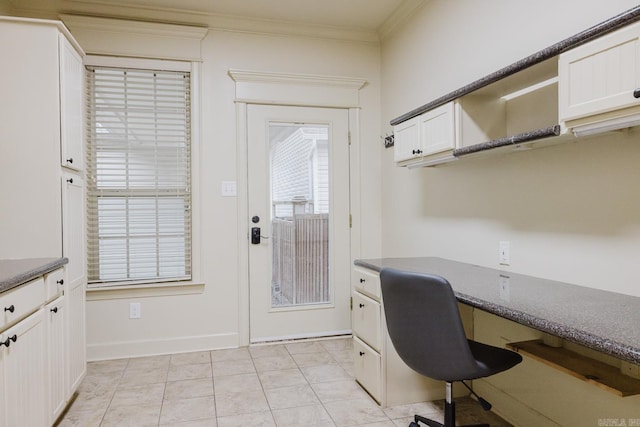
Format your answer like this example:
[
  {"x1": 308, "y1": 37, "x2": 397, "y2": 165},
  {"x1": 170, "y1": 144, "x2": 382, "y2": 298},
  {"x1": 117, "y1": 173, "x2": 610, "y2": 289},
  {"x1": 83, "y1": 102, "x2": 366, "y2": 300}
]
[
  {"x1": 393, "y1": 116, "x2": 421, "y2": 162},
  {"x1": 46, "y1": 296, "x2": 67, "y2": 424},
  {"x1": 66, "y1": 280, "x2": 86, "y2": 394},
  {"x1": 62, "y1": 172, "x2": 85, "y2": 290},
  {"x1": 352, "y1": 291, "x2": 382, "y2": 352},
  {"x1": 420, "y1": 101, "x2": 456, "y2": 155},
  {"x1": 0, "y1": 309, "x2": 47, "y2": 427},
  {"x1": 559, "y1": 21, "x2": 640, "y2": 122},
  {"x1": 62, "y1": 172, "x2": 87, "y2": 394},
  {"x1": 59, "y1": 34, "x2": 84, "y2": 171},
  {"x1": 353, "y1": 336, "x2": 382, "y2": 403}
]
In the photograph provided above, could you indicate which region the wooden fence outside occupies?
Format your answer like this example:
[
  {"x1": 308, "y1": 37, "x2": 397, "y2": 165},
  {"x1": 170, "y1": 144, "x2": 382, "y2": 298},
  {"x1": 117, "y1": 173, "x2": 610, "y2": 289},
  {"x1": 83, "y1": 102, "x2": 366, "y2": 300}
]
[{"x1": 271, "y1": 213, "x2": 329, "y2": 306}]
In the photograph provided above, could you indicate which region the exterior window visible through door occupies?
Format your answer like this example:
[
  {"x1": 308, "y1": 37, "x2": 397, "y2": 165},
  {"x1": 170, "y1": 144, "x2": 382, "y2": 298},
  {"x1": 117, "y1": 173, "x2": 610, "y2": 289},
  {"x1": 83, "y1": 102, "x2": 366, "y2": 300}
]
[{"x1": 270, "y1": 124, "x2": 330, "y2": 307}]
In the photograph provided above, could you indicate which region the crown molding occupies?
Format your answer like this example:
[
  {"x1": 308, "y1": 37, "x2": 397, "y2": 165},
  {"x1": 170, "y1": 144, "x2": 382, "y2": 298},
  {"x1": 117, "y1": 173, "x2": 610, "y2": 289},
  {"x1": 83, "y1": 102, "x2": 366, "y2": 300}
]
[
  {"x1": 60, "y1": 14, "x2": 207, "y2": 60},
  {"x1": 57, "y1": 0, "x2": 379, "y2": 44},
  {"x1": 378, "y1": 0, "x2": 426, "y2": 42}
]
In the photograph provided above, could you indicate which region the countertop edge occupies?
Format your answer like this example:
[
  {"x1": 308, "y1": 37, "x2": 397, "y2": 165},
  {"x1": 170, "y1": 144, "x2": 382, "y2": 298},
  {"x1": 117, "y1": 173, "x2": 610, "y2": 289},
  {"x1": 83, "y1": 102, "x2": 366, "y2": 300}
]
[{"x1": 0, "y1": 258, "x2": 69, "y2": 293}]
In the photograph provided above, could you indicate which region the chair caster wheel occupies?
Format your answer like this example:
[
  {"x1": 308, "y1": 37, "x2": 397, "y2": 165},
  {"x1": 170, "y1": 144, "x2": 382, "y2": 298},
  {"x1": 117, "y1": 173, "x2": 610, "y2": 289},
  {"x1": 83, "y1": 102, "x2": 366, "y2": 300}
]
[{"x1": 409, "y1": 422, "x2": 419, "y2": 427}]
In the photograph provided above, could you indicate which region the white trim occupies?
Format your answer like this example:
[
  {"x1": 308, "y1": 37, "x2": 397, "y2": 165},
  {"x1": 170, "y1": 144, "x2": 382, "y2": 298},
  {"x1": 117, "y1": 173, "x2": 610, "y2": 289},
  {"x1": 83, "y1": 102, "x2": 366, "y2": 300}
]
[
  {"x1": 378, "y1": 0, "x2": 427, "y2": 42},
  {"x1": 232, "y1": 70, "x2": 367, "y2": 346},
  {"x1": 87, "y1": 332, "x2": 239, "y2": 361},
  {"x1": 250, "y1": 330, "x2": 352, "y2": 345},
  {"x1": 236, "y1": 102, "x2": 250, "y2": 347},
  {"x1": 0, "y1": 15, "x2": 84, "y2": 55},
  {"x1": 60, "y1": 14, "x2": 207, "y2": 61},
  {"x1": 83, "y1": 54, "x2": 192, "y2": 72},
  {"x1": 228, "y1": 69, "x2": 367, "y2": 108},
  {"x1": 86, "y1": 282, "x2": 205, "y2": 300}
]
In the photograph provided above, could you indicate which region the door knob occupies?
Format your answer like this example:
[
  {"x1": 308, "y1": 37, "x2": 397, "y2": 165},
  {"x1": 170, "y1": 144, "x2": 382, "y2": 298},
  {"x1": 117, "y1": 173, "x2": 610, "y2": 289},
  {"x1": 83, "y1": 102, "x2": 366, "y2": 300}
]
[{"x1": 634, "y1": 88, "x2": 640, "y2": 99}]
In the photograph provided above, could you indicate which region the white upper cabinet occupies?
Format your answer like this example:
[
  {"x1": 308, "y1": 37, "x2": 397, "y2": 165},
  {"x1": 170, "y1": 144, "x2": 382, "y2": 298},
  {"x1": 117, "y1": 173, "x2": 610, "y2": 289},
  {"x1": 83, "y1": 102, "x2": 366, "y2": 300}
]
[
  {"x1": 393, "y1": 101, "x2": 457, "y2": 165},
  {"x1": 59, "y1": 34, "x2": 84, "y2": 171},
  {"x1": 559, "y1": 20, "x2": 640, "y2": 126},
  {"x1": 393, "y1": 115, "x2": 421, "y2": 162},
  {"x1": 420, "y1": 101, "x2": 456, "y2": 156}
]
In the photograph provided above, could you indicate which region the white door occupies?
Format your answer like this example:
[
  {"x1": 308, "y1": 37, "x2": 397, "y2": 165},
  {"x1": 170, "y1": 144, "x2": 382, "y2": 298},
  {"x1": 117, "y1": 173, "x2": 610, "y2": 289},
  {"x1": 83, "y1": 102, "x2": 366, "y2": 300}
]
[{"x1": 248, "y1": 104, "x2": 351, "y2": 343}]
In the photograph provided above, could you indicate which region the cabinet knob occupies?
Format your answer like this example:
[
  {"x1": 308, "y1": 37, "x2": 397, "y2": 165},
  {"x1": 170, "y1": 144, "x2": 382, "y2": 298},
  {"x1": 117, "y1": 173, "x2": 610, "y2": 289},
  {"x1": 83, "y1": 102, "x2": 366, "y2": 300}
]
[
  {"x1": 412, "y1": 149, "x2": 423, "y2": 155},
  {"x1": 1, "y1": 335, "x2": 17, "y2": 348},
  {"x1": 359, "y1": 351, "x2": 365, "y2": 356},
  {"x1": 57, "y1": 279, "x2": 64, "y2": 285},
  {"x1": 634, "y1": 88, "x2": 640, "y2": 99},
  {"x1": 50, "y1": 307, "x2": 58, "y2": 314},
  {"x1": 66, "y1": 158, "x2": 73, "y2": 164},
  {"x1": 359, "y1": 278, "x2": 365, "y2": 283},
  {"x1": 66, "y1": 178, "x2": 74, "y2": 184},
  {"x1": 359, "y1": 303, "x2": 365, "y2": 308},
  {"x1": 4, "y1": 305, "x2": 14, "y2": 313}
]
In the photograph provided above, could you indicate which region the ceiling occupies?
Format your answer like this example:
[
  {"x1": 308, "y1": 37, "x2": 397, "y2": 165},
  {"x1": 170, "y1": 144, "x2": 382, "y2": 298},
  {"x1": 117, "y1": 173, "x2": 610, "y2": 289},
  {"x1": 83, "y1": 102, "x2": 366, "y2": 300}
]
[{"x1": 8, "y1": 0, "x2": 424, "y2": 41}]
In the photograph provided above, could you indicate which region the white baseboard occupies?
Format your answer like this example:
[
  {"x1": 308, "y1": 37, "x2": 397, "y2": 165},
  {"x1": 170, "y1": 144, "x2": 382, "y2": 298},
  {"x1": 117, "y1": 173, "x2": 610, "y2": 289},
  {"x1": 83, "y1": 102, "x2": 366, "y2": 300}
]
[{"x1": 87, "y1": 332, "x2": 240, "y2": 361}]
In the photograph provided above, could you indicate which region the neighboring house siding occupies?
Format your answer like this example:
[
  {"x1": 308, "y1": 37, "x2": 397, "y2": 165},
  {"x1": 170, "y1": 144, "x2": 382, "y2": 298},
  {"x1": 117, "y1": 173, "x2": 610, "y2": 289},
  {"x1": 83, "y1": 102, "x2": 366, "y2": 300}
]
[{"x1": 271, "y1": 127, "x2": 329, "y2": 218}]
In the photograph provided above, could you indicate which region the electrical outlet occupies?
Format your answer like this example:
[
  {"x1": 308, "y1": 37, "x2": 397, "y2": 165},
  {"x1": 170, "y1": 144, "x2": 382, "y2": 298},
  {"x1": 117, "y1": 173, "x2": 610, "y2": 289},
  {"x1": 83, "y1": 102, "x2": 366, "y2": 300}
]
[
  {"x1": 129, "y1": 302, "x2": 141, "y2": 319},
  {"x1": 499, "y1": 275, "x2": 510, "y2": 301},
  {"x1": 499, "y1": 241, "x2": 510, "y2": 265}
]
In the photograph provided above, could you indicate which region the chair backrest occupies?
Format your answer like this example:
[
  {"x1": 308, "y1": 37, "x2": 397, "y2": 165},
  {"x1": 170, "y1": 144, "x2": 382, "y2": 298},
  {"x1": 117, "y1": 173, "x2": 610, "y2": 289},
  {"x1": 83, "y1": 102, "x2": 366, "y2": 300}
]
[{"x1": 380, "y1": 267, "x2": 482, "y2": 381}]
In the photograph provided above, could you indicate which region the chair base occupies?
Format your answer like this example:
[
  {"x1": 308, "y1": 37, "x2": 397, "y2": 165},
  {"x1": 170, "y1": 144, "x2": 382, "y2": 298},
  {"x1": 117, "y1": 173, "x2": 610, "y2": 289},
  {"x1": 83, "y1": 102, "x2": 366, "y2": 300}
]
[
  {"x1": 409, "y1": 382, "x2": 490, "y2": 427},
  {"x1": 411, "y1": 414, "x2": 489, "y2": 427}
]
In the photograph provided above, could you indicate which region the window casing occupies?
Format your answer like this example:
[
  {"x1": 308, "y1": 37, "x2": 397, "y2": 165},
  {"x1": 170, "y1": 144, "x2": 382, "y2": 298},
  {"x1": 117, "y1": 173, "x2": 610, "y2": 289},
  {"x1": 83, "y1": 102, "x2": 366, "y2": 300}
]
[{"x1": 86, "y1": 65, "x2": 192, "y2": 286}]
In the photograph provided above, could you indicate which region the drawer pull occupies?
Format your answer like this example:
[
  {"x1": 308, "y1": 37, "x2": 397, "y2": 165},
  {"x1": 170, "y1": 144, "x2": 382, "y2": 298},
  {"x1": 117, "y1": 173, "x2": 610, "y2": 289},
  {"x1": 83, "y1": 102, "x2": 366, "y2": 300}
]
[
  {"x1": 412, "y1": 149, "x2": 423, "y2": 155},
  {"x1": 50, "y1": 307, "x2": 58, "y2": 314},
  {"x1": 359, "y1": 278, "x2": 365, "y2": 283},
  {"x1": 4, "y1": 305, "x2": 14, "y2": 313},
  {"x1": 57, "y1": 279, "x2": 64, "y2": 285},
  {"x1": 634, "y1": 88, "x2": 640, "y2": 99},
  {"x1": 67, "y1": 178, "x2": 74, "y2": 184},
  {"x1": 1, "y1": 335, "x2": 17, "y2": 348},
  {"x1": 359, "y1": 303, "x2": 365, "y2": 308},
  {"x1": 66, "y1": 157, "x2": 74, "y2": 164},
  {"x1": 359, "y1": 351, "x2": 365, "y2": 356}
]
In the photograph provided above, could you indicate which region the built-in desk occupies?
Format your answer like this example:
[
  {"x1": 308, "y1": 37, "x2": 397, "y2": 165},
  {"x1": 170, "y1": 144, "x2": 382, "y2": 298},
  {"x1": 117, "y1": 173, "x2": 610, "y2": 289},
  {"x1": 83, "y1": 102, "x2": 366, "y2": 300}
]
[
  {"x1": 355, "y1": 257, "x2": 640, "y2": 363},
  {"x1": 353, "y1": 257, "x2": 640, "y2": 425}
]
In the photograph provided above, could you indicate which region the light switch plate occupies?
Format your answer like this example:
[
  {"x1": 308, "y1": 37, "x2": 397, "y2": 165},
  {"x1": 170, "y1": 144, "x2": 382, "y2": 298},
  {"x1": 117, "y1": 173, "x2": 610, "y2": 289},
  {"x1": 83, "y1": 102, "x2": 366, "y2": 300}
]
[{"x1": 221, "y1": 181, "x2": 237, "y2": 197}]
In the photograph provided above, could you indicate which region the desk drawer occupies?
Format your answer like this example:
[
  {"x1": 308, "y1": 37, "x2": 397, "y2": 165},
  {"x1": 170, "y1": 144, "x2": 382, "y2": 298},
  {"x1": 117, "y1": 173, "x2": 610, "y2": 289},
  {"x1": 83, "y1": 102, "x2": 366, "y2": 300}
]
[
  {"x1": 353, "y1": 267, "x2": 380, "y2": 300},
  {"x1": 0, "y1": 277, "x2": 45, "y2": 331},
  {"x1": 354, "y1": 336, "x2": 382, "y2": 403},
  {"x1": 352, "y1": 291, "x2": 382, "y2": 351},
  {"x1": 45, "y1": 268, "x2": 65, "y2": 302}
]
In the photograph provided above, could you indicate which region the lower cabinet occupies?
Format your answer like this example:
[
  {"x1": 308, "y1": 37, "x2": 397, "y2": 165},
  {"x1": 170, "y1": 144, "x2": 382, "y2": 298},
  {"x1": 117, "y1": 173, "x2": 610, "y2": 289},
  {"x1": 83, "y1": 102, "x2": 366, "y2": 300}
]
[
  {"x1": 47, "y1": 296, "x2": 67, "y2": 424},
  {"x1": 66, "y1": 278, "x2": 86, "y2": 394},
  {"x1": 352, "y1": 266, "x2": 449, "y2": 407},
  {"x1": 0, "y1": 266, "x2": 85, "y2": 427},
  {"x1": 0, "y1": 309, "x2": 48, "y2": 427}
]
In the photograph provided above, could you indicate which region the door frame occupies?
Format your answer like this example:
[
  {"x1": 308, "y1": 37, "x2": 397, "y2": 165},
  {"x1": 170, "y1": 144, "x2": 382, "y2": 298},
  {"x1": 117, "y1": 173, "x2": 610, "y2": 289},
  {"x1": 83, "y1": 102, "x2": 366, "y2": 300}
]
[{"x1": 229, "y1": 69, "x2": 367, "y2": 346}]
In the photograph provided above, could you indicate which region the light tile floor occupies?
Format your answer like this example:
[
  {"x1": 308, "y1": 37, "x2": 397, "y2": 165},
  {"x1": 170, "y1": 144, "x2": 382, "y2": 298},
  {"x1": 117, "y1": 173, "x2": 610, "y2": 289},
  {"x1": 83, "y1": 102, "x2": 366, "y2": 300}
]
[{"x1": 56, "y1": 337, "x2": 511, "y2": 427}]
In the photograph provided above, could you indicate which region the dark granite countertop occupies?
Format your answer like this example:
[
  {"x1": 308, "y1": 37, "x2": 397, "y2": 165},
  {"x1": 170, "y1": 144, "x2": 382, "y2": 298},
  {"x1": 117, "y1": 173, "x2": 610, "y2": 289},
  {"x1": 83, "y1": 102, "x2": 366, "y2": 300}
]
[
  {"x1": 355, "y1": 257, "x2": 640, "y2": 364},
  {"x1": 0, "y1": 258, "x2": 68, "y2": 293}
]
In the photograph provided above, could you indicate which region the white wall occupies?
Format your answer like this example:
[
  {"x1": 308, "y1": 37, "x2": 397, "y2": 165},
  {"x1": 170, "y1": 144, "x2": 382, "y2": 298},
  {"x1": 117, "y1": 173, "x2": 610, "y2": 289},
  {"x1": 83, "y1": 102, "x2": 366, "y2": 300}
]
[
  {"x1": 79, "y1": 27, "x2": 381, "y2": 358},
  {"x1": 381, "y1": 0, "x2": 640, "y2": 297}
]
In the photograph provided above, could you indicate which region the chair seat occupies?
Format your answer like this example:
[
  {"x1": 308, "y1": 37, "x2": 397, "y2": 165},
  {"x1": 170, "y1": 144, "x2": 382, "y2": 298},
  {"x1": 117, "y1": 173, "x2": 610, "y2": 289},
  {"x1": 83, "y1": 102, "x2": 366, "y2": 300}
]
[{"x1": 465, "y1": 340, "x2": 523, "y2": 381}]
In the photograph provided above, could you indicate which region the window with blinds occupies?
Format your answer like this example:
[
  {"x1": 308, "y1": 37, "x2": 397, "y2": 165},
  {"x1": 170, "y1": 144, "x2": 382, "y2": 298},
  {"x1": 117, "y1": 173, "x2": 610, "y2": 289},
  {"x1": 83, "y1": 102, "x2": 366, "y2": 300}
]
[{"x1": 86, "y1": 66, "x2": 192, "y2": 285}]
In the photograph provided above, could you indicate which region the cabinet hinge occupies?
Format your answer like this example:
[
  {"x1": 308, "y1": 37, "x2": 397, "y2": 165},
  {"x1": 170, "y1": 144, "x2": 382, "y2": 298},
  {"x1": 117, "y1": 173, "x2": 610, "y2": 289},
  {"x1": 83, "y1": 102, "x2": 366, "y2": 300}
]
[
  {"x1": 349, "y1": 214, "x2": 352, "y2": 228},
  {"x1": 348, "y1": 131, "x2": 352, "y2": 145},
  {"x1": 350, "y1": 296, "x2": 353, "y2": 310}
]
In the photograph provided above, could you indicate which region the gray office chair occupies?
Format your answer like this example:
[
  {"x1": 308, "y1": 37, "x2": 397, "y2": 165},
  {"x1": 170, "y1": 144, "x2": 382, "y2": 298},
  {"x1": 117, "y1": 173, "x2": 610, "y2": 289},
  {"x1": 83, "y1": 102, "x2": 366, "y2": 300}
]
[{"x1": 380, "y1": 267, "x2": 522, "y2": 427}]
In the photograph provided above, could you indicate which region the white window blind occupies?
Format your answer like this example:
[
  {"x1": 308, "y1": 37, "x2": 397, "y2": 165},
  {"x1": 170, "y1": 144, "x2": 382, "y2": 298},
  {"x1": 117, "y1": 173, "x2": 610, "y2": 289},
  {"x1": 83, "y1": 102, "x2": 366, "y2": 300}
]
[{"x1": 86, "y1": 66, "x2": 191, "y2": 285}]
